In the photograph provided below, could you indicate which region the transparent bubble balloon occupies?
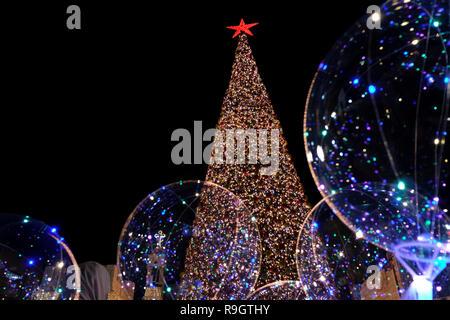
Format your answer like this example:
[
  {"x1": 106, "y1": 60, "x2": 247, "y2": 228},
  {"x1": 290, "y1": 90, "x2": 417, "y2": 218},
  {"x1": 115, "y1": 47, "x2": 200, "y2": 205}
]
[
  {"x1": 297, "y1": 198, "x2": 398, "y2": 300},
  {"x1": 0, "y1": 214, "x2": 80, "y2": 300},
  {"x1": 117, "y1": 180, "x2": 261, "y2": 300},
  {"x1": 304, "y1": 0, "x2": 450, "y2": 298},
  {"x1": 297, "y1": 193, "x2": 450, "y2": 299},
  {"x1": 246, "y1": 281, "x2": 304, "y2": 300}
]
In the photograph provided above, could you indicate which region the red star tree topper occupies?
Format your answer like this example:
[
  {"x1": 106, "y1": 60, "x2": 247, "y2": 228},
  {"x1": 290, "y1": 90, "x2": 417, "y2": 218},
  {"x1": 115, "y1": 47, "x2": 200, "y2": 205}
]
[{"x1": 227, "y1": 19, "x2": 259, "y2": 38}]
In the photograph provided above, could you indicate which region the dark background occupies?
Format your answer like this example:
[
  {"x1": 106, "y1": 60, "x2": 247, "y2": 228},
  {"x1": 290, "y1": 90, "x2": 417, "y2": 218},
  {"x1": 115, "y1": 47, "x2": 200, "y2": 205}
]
[{"x1": 1, "y1": 0, "x2": 383, "y2": 265}]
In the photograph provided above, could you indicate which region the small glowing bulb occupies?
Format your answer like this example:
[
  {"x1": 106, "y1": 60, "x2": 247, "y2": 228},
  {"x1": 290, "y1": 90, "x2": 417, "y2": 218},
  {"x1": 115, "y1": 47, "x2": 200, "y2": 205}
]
[
  {"x1": 412, "y1": 276, "x2": 433, "y2": 300},
  {"x1": 434, "y1": 138, "x2": 440, "y2": 145},
  {"x1": 57, "y1": 262, "x2": 65, "y2": 269},
  {"x1": 398, "y1": 181, "x2": 406, "y2": 190},
  {"x1": 317, "y1": 145, "x2": 325, "y2": 162},
  {"x1": 411, "y1": 39, "x2": 419, "y2": 45},
  {"x1": 355, "y1": 230, "x2": 363, "y2": 239}
]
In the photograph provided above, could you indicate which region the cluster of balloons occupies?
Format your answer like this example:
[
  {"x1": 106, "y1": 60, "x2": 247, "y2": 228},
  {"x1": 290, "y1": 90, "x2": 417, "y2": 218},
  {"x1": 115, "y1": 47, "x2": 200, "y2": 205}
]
[
  {"x1": 303, "y1": 0, "x2": 450, "y2": 299},
  {"x1": 0, "y1": 181, "x2": 262, "y2": 300},
  {"x1": 1, "y1": 0, "x2": 449, "y2": 301}
]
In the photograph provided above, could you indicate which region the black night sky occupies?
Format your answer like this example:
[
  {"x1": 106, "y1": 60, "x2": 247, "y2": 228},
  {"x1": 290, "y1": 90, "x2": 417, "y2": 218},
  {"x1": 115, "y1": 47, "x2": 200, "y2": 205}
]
[{"x1": 1, "y1": 1, "x2": 383, "y2": 265}]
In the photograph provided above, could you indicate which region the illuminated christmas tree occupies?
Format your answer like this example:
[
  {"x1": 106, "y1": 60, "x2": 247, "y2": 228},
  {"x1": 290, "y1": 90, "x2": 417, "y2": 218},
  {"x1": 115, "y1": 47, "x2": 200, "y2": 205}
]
[{"x1": 184, "y1": 20, "x2": 312, "y2": 290}]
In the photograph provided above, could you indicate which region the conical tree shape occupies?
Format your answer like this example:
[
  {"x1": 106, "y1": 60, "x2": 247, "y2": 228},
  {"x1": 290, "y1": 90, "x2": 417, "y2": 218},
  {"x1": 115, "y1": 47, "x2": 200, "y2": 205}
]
[{"x1": 204, "y1": 34, "x2": 310, "y2": 288}]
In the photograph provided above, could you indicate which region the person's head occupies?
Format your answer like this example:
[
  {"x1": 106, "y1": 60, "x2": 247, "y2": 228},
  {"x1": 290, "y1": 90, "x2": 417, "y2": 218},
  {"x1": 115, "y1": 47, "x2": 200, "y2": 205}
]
[{"x1": 79, "y1": 261, "x2": 111, "y2": 300}]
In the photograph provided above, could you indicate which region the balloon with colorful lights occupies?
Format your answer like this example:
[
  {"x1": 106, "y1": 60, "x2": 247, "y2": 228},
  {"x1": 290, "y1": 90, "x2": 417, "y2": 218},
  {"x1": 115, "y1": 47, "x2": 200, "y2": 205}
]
[
  {"x1": 0, "y1": 214, "x2": 80, "y2": 300},
  {"x1": 297, "y1": 196, "x2": 406, "y2": 300},
  {"x1": 117, "y1": 180, "x2": 261, "y2": 300},
  {"x1": 304, "y1": 0, "x2": 450, "y2": 299},
  {"x1": 297, "y1": 195, "x2": 450, "y2": 300}
]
